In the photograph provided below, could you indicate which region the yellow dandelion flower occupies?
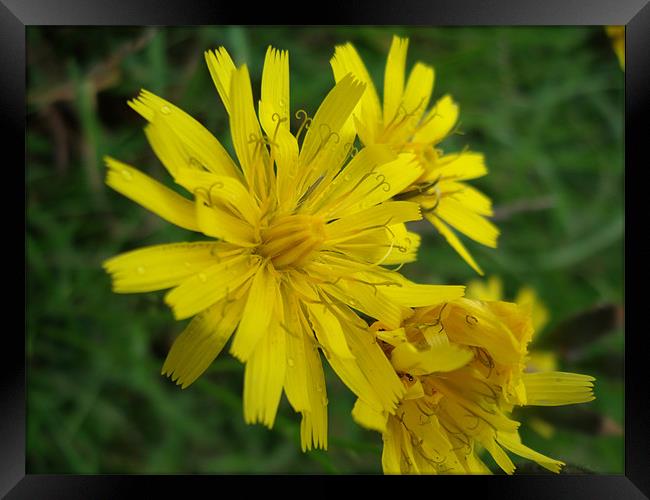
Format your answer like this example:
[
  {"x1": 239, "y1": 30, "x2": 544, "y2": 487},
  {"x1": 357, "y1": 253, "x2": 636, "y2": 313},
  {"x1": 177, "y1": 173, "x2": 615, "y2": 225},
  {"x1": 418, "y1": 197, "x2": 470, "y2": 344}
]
[
  {"x1": 605, "y1": 26, "x2": 625, "y2": 70},
  {"x1": 330, "y1": 35, "x2": 499, "y2": 275},
  {"x1": 103, "y1": 45, "x2": 465, "y2": 451},
  {"x1": 352, "y1": 299, "x2": 595, "y2": 474}
]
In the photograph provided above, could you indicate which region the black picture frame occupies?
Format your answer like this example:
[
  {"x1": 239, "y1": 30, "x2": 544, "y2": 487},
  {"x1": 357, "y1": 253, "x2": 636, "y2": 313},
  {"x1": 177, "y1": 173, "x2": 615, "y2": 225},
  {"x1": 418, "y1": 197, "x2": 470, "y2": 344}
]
[{"x1": 10, "y1": 0, "x2": 647, "y2": 497}]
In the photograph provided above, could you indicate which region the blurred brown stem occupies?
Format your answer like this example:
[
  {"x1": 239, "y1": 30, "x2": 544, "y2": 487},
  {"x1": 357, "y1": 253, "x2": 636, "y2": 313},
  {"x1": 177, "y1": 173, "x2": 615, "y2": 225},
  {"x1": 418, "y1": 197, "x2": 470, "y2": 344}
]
[
  {"x1": 40, "y1": 104, "x2": 69, "y2": 174},
  {"x1": 28, "y1": 28, "x2": 157, "y2": 108},
  {"x1": 492, "y1": 195, "x2": 556, "y2": 221}
]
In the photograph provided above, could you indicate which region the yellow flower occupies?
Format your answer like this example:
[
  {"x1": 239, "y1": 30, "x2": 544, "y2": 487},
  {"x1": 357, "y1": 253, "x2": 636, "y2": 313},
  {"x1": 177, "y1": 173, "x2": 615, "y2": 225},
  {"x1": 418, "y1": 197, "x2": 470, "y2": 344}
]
[
  {"x1": 103, "y1": 46, "x2": 465, "y2": 451},
  {"x1": 330, "y1": 36, "x2": 499, "y2": 275},
  {"x1": 465, "y1": 275, "x2": 504, "y2": 302},
  {"x1": 353, "y1": 299, "x2": 595, "y2": 474},
  {"x1": 605, "y1": 26, "x2": 625, "y2": 70}
]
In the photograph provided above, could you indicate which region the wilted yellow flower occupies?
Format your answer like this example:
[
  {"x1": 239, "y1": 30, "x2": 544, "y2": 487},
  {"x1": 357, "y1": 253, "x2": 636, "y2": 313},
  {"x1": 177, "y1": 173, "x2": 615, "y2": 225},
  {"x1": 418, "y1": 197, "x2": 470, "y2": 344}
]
[
  {"x1": 466, "y1": 275, "x2": 549, "y2": 333},
  {"x1": 606, "y1": 26, "x2": 625, "y2": 70},
  {"x1": 466, "y1": 275, "x2": 558, "y2": 439},
  {"x1": 466, "y1": 275, "x2": 554, "y2": 374},
  {"x1": 103, "y1": 45, "x2": 465, "y2": 451},
  {"x1": 353, "y1": 299, "x2": 595, "y2": 474},
  {"x1": 330, "y1": 36, "x2": 499, "y2": 274}
]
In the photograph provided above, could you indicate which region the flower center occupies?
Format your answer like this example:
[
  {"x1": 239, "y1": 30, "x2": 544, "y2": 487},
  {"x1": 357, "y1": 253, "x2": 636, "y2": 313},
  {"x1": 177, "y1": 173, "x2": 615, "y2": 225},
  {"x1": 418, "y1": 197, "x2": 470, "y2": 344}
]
[{"x1": 258, "y1": 214, "x2": 326, "y2": 269}]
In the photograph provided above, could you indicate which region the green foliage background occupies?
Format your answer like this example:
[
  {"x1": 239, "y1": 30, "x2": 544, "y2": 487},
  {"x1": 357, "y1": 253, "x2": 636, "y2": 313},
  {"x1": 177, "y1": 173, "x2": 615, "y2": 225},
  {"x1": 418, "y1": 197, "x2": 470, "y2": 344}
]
[{"x1": 26, "y1": 26, "x2": 624, "y2": 474}]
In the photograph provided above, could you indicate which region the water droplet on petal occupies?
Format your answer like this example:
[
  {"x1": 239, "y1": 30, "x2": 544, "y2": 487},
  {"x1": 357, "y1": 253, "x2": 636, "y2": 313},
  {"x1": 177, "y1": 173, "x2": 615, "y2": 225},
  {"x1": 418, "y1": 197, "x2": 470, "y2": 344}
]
[
  {"x1": 316, "y1": 386, "x2": 323, "y2": 393},
  {"x1": 160, "y1": 105, "x2": 171, "y2": 115},
  {"x1": 321, "y1": 396, "x2": 328, "y2": 406},
  {"x1": 198, "y1": 273, "x2": 207, "y2": 283},
  {"x1": 287, "y1": 358, "x2": 295, "y2": 368},
  {"x1": 121, "y1": 169, "x2": 132, "y2": 181},
  {"x1": 136, "y1": 266, "x2": 145, "y2": 275}
]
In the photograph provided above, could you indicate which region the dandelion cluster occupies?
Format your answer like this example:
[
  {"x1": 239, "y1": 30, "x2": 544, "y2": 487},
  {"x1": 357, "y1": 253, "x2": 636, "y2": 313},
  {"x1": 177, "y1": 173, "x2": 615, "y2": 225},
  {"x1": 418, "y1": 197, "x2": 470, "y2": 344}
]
[{"x1": 103, "y1": 35, "x2": 595, "y2": 473}]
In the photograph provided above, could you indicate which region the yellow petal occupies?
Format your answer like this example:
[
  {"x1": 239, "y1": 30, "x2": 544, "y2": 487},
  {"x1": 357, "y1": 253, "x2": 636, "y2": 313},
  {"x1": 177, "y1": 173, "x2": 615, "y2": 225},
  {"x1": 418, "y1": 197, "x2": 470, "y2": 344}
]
[
  {"x1": 259, "y1": 46, "x2": 299, "y2": 202},
  {"x1": 382, "y1": 417, "x2": 404, "y2": 473},
  {"x1": 229, "y1": 65, "x2": 270, "y2": 192},
  {"x1": 326, "y1": 353, "x2": 384, "y2": 413},
  {"x1": 343, "y1": 310, "x2": 405, "y2": 410},
  {"x1": 283, "y1": 295, "x2": 312, "y2": 414},
  {"x1": 437, "y1": 197, "x2": 499, "y2": 248},
  {"x1": 292, "y1": 298, "x2": 329, "y2": 451},
  {"x1": 402, "y1": 379, "x2": 425, "y2": 400},
  {"x1": 298, "y1": 73, "x2": 365, "y2": 175},
  {"x1": 487, "y1": 276, "x2": 504, "y2": 299},
  {"x1": 329, "y1": 153, "x2": 423, "y2": 217},
  {"x1": 306, "y1": 301, "x2": 354, "y2": 360},
  {"x1": 383, "y1": 36, "x2": 409, "y2": 125},
  {"x1": 466, "y1": 275, "x2": 503, "y2": 301},
  {"x1": 515, "y1": 286, "x2": 549, "y2": 333},
  {"x1": 496, "y1": 431, "x2": 564, "y2": 473},
  {"x1": 103, "y1": 242, "x2": 223, "y2": 293},
  {"x1": 440, "y1": 378, "x2": 520, "y2": 435},
  {"x1": 352, "y1": 113, "x2": 376, "y2": 147},
  {"x1": 422, "y1": 151, "x2": 487, "y2": 183},
  {"x1": 352, "y1": 398, "x2": 388, "y2": 433},
  {"x1": 522, "y1": 372, "x2": 596, "y2": 406},
  {"x1": 441, "y1": 181, "x2": 493, "y2": 217},
  {"x1": 305, "y1": 144, "x2": 396, "y2": 216},
  {"x1": 463, "y1": 453, "x2": 493, "y2": 474},
  {"x1": 299, "y1": 332, "x2": 329, "y2": 451},
  {"x1": 605, "y1": 26, "x2": 625, "y2": 70},
  {"x1": 105, "y1": 157, "x2": 199, "y2": 232},
  {"x1": 205, "y1": 47, "x2": 236, "y2": 114},
  {"x1": 526, "y1": 350, "x2": 558, "y2": 372},
  {"x1": 164, "y1": 254, "x2": 256, "y2": 320},
  {"x1": 395, "y1": 62, "x2": 434, "y2": 141},
  {"x1": 390, "y1": 342, "x2": 474, "y2": 376},
  {"x1": 528, "y1": 416, "x2": 556, "y2": 439},
  {"x1": 162, "y1": 295, "x2": 246, "y2": 388},
  {"x1": 174, "y1": 168, "x2": 260, "y2": 226},
  {"x1": 128, "y1": 90, "x2": 238, "y2": 178},
  {"x1": 260, "y1": 47, "x2": 290, "y2": 128},
  {"x1": 195, "y1": 192, "x2": 257, "y2": 247},
  {"x1": 230, "y1": 264, "x2": 277, "y2": 361},
  {"x1": 400, "y1": 423, "x2": 421, "y2": 473},
  {"x1": 243, "y1": 295, "x2": 286, "y2": 429},
  {"x1": 375, "y1": 327, "x2": 407, "y2": 346},
  {"x1": 307, "y1": 303, "x2": 392, "y2": 414},
  {"x1": 143, "y1": 122, "x2": 189, "y2": 178},
  {"x1": 381, "y1": 279, "x2": 465, "y2": 308},
  {"x1": 295, "y1": 117, "x2": 358, "y2": 214},
  {"x1": 330, "y1": 43, "x2": 382, "y2": 144},
  {"x1": 443, "y1": 299, "x2": 523, "y2": 365},
  {"x1": 486, "y1": 300, "x2": 534, "y2": 347},
  {"x1": 483, "y1": 438, "x2": 516, "y2": 475},
  {"x1": 323, "y1": 280, "x2": 405, "y2": 330},
  {"x1": 413, "y1": 94, "x2": 459, "y2": 145},
  {"x1": 333, "y1": 225, "x2": 420, "y2": 266},
  {"x1": 326, "y1": 201, "x2": 422, "y2": 242},
  {"x1": 426, "y1": 212, "x2": 484, "y2": 275},
  {"x1": 347, "y1": 330, "x2": 405, "y2": 414}
]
